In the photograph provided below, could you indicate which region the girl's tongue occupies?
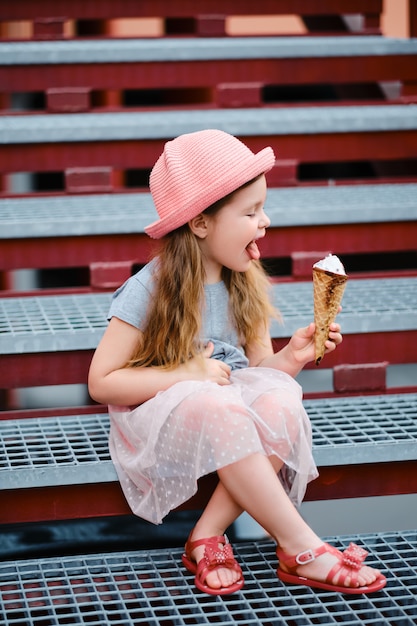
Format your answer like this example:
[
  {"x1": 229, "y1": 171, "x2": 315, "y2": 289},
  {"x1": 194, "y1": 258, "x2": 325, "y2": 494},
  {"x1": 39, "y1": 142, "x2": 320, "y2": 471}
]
[{"x1": 246, "y1": 241, "x2": 260, "y2": 260}]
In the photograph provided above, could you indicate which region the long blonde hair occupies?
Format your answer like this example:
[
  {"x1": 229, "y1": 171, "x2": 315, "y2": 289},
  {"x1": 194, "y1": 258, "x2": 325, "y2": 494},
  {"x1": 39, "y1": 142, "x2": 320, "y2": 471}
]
[{"x1": 128, "y1": 182, "x2": 279, "y2": 369}]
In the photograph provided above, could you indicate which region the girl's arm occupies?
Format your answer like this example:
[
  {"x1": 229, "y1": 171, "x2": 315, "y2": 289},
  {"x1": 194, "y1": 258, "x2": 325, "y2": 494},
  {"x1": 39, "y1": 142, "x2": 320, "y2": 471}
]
[
  {"x1": 88, "y1": 317, "x2": 231, "y2": 406},
  {"x1": 246, "y1": 322, "x2": 342, "y2": 378}
]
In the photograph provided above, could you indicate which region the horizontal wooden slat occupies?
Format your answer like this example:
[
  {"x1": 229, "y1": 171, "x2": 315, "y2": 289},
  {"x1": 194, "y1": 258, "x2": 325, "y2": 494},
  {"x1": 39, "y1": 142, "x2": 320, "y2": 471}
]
[
  {"x1": 0, "y1": 0, "x2": 383, "y2": 21},
  {"x1": 2, "y1": 37, "x2": 416, "y2": 109},
  {"x1": 1, "y1": 106, "x2": 416, "y2": 175}
]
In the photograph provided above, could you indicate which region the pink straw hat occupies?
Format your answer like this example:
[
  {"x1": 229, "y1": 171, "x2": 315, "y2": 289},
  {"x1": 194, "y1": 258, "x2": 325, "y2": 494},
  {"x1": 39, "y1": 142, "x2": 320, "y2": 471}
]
[{"x1": 145, "y1": 129, "x2": 276, "y2": 239}]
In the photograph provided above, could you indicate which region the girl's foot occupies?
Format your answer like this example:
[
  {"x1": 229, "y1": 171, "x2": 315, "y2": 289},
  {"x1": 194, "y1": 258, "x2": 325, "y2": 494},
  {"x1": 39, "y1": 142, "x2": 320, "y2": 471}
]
[
  {"x1": 182, "y1": 534, "x2": 244, "y2": 595},
  {"x1": 277, "y1": 541, "x2": 386, "y2": 594}
]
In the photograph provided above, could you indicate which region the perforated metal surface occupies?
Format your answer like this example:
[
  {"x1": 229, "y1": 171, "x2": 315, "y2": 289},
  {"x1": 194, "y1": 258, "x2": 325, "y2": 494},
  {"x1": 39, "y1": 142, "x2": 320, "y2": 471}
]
[
  {"x1": 0, "y1": 413, "x2": 114, "y2": 488},
  {"x1": 1, "y1": 184, "x2": 416, "y2": 238},
  {"x1": 0, "y1": 194, "x2": 155, "y2": 238},
  {"x1": 1, "y1": 105, "x2": 417, "y2": 145},
  {"x1": 0, "y1": 532, "x2": 416, "y2": 625},
  {"x1": 264, "y1": 183, "x2": 417, "y2": 227},
  {"x1": 1, "y1": 393, "x2": 416, "y2": 490},
  {"x1": 0, "y1": 293, "x2": 111, "y2": 354},
  {"x1": 1, "y1": 277, "x2": 416, "y2": 354},
  {"x1": 305, "y1": 393, "x2": 417, "y2": 466},
  {"x1": 270, "y1": 276, "x2": 417, "y2": 337},
  {"x1": 2, "y1": 35, "x2": 417, "y2": 65}
]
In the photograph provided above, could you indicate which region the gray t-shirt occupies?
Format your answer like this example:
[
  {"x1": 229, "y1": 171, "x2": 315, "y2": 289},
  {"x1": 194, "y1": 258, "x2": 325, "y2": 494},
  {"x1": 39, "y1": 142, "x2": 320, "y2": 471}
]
[{"x1": 108, "y1": 259, "x2": 249, "y2": 370}]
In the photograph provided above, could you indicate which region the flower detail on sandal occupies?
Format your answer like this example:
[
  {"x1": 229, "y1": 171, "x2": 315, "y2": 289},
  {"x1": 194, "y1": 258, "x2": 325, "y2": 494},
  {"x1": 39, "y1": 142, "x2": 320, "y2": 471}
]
[
  {"x1": 340, "y1": 542, "x2": 369, "y2": 569},
  {"x1": 182, "y1": 534, "x2": 244, "y2": 596},
  {"x1": 276, "y1": 542, "x2": 386, "y2": 595},
  {"x1": 204, "y1": 541, "x2": 236, "y2": 567}
]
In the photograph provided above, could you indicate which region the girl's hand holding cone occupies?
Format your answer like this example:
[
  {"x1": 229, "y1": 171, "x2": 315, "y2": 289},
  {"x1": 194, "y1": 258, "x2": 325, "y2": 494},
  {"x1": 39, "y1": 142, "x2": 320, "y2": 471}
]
[{"x1": 287, "y1": 317, "x2": 343, "y2": 369}]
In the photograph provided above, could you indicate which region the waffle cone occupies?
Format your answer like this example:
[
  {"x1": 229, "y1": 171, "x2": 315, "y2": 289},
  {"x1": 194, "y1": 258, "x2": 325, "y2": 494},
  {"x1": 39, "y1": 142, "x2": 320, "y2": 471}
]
[{"x1": 313, "y1": 267, "x2": 347, "y2": 365}]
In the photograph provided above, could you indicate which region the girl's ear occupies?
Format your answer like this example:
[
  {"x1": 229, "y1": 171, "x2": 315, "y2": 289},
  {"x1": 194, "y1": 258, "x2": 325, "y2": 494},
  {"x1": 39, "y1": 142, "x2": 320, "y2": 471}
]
[{"x1": 188, "y1": 213, "x2": 209, "y2": 238}]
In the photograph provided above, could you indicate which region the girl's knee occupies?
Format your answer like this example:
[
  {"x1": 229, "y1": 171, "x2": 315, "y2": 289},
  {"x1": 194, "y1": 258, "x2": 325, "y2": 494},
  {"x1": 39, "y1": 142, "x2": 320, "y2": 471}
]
[{"x1": 252, "y1": 390, "x2": 304, "y2": 439}]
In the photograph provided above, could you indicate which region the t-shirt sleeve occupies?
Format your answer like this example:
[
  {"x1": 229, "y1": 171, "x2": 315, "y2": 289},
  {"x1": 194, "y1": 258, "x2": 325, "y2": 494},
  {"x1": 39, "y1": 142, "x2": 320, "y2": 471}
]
[{"x1": 108, "y1": 264, "x2": 155, "y2": 330}]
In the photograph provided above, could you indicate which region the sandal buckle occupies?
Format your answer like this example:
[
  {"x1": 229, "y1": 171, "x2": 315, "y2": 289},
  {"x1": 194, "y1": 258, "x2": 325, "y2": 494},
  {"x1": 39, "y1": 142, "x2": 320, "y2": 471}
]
[{"x1": 296, "y1": 549, "x2": 315, "y2": 565}]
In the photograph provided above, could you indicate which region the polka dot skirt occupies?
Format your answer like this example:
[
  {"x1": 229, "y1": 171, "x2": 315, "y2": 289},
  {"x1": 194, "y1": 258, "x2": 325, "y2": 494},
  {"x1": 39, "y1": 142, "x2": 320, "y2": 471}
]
[{"x1": 109, "y1": 368, "x2": 318, "y2": 524}]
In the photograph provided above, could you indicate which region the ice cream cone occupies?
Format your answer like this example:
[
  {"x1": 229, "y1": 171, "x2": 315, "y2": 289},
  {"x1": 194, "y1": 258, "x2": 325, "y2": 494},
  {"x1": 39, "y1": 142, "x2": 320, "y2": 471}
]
[{"x1": 313, "y1": 266, "x2": 347, "y2": 365}]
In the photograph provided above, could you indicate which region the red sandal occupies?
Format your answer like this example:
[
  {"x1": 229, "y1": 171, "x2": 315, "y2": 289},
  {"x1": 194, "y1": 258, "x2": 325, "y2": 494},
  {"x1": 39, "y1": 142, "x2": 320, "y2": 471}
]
[
  {"x1": 182, "y1": 534, "x2": 244, "y2": 595},
  {"x1": 277, "y1": 542, "x2": 386, "y2": 594}
]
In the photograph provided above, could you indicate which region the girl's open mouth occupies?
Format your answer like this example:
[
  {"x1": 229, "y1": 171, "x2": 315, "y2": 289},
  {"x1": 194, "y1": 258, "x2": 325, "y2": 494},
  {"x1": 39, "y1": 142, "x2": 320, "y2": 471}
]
[{"x1": 246, "y1": 240, "x2": 260, "y2": 260}]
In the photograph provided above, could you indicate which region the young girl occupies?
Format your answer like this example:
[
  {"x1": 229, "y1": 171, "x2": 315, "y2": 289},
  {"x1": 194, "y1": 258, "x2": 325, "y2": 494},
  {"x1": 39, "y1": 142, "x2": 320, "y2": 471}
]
[{"x1": 88, "y1": 129, "x2": 386, "y2": 596}]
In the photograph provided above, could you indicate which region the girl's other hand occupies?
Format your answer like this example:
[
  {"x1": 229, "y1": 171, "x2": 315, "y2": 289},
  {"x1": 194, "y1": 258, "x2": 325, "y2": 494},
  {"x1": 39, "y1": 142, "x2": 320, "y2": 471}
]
[{"x1": 181, "y1": 341, "x2": 231, "y2": 385}]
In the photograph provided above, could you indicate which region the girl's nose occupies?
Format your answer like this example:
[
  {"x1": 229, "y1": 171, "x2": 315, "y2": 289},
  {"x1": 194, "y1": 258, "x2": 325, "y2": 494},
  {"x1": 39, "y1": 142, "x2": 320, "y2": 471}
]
[{"x1": 260, "y1": 209, "x2": 271, "y2": 230}]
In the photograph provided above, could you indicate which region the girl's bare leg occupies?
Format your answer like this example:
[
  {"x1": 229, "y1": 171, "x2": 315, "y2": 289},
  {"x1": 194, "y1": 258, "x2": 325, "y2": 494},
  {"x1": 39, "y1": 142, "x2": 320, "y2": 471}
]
[
  {"x1": 188, "y1": 455, "x2": 282, "y2": 590},
  {"x1": 187, "y1": 480, "x2": 244, "y2": 590},
  {"x1": 217, "y1": 452, "x2": 382, "y2": 589}
]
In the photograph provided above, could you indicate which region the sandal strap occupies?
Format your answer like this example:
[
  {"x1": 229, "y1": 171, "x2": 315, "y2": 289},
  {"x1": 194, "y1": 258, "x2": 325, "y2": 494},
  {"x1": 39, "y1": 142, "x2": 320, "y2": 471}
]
[
  {"x1": 185, "y1": 534, "x2": 227, "y2": 558},
  {"x1": 277, "y1": 541, "x2": 370, "y2": 586},
  {"x1": 276, "y1": 543, "x2": 330, "y2": 572}
]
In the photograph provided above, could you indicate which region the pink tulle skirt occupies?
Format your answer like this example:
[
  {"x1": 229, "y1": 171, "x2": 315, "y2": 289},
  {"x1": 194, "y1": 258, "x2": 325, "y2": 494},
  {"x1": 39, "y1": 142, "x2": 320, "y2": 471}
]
[{"x1": 109, "y1": 367, "x2": 318, "y2": 524}]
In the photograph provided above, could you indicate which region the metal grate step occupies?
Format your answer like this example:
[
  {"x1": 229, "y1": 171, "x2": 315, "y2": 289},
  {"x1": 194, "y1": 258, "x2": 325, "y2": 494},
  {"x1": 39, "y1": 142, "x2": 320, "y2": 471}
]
[
  {"x1": 1, "y1": 393, "x2": 416, "y2": 490},
  {"x1": 0, "y1": 293, "x2": 111, "y2": 354},
  {"x1": 1, "y1": 183, "x2": 416, "y2": 239},
  {"x1": 270, "y1": 276, "x2": 417, "y2": 337},
  {"x1": 1, "y1": 277, "x2": 416, "y2": 354},
  {"x1": 0, "y1": 412, "x2": 114, "y2": 488},
  {"x1": 1, "y1": 105, "x2": 417, "y2": 145},
  {"x1": 0, "y1": 531, "x2": 416, "y2": 625},
  {"x1": 2, "y1": 35, "x2": 417, "y2": 65}
]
